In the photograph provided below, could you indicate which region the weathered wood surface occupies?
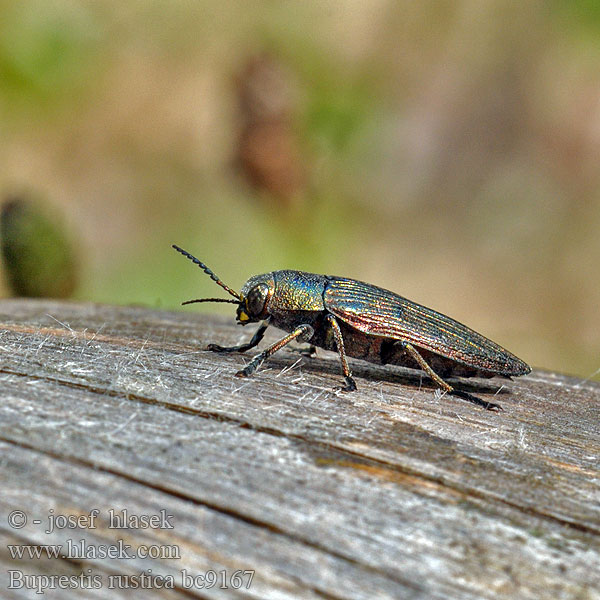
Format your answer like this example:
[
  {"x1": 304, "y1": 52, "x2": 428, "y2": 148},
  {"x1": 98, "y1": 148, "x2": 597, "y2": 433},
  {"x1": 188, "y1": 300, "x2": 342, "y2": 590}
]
[{"x1": 0, "y1": 298, "x2": 598, "y2": 600}]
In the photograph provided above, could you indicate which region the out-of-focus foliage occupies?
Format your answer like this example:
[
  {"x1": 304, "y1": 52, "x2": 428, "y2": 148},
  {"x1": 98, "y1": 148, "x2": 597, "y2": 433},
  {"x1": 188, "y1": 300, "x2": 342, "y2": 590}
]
[
  {"x1": 235, "y1": 53, "x2": 305, "y2": 206},
  {"x1": 0, "y1": 1, "x2": 599, "y2": 380},
  {"x1": 1, "y1": 195, "x2": 78, "y2": 298},
  {"x1": 552, "y1": 0, "x2": 600, "y2": 34},
  {"x1": 0, "y1": 1, "x2": 101, "y2": 112}
]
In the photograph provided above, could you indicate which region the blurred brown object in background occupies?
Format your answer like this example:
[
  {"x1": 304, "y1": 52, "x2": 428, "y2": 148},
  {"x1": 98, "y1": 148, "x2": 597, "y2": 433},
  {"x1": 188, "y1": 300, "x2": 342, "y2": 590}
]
[
  {"x1": 1, "y1": 194, "x2": 79, "y2": 298},
  {"x1": 235, "y1": 52, "x2": 305, "y2": 207}
]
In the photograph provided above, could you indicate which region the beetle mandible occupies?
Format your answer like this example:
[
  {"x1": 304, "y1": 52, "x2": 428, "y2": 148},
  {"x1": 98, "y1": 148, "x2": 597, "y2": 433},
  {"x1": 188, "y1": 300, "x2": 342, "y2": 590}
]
[{"x1": 173, "y1": 245, "x2": 530, "y2": 410}]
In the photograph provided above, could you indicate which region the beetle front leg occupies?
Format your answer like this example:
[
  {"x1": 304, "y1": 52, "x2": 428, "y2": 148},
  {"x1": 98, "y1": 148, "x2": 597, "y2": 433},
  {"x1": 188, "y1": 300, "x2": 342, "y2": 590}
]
[
  {"x1": 326, "y1": 314, "x2": 357, "y2": 392},
  {"x1": 207, "y1": 320, "x2": 269, "y2": 353},
  {"x1": 235, "y1": 324, "x2": 314, "y2": 378},
  {"x1": 403, "y1": 342, "x2": 502, "y2": 411}
]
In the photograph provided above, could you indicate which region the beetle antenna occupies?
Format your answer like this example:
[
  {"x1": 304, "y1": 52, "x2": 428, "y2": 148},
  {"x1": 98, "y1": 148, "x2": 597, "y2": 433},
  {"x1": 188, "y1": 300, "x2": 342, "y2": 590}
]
[
  {"x1": 172, "y1": 245, "x2": 241, "y2": 300},
  {"x1": 181, "y1": 298, "x2": 239, "y2": 306}
]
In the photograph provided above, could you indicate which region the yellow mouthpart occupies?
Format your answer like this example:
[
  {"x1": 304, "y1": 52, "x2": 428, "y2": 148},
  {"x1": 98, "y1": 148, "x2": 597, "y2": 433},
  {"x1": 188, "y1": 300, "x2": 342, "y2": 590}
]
[{"x1": 238, "y1": 310, "x2": 249, "y2": 322}]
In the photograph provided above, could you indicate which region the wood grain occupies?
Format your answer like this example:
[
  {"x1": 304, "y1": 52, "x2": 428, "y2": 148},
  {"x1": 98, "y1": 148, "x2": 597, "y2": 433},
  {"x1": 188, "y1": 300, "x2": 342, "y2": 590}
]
[{"x1": 0, "y1": 299, "x2": 598, "y2": 599}]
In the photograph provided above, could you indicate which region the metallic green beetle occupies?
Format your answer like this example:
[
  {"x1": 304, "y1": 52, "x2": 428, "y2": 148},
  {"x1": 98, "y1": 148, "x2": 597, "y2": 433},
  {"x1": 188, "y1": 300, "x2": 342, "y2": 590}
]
[{"x1": 173, "y1": 245, "x2": 530, "y2": 410}]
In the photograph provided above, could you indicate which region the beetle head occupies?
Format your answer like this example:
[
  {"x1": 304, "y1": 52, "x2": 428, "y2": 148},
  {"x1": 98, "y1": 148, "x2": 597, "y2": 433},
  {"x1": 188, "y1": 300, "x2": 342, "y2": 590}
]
[
  {"x1": 172, "y1": 245, "x2": 273, "y2": 325},
  {"x1": 237, "y1": 273, "x2": 274, "y2": 324}
]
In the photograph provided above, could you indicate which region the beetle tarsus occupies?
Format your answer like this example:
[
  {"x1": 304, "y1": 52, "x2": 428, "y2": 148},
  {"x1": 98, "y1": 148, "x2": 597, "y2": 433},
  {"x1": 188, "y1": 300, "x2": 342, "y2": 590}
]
[
  {"x1": 450, "y1": 389, "x2": 503, "y2": 411},
  {"x1": 207, "y1": 343, "x2": 235, "y2": 352},
  {"x1": 207, "y1": 321, "x2": 269, "y2": 354},
  {"x1": 326, "y1": 314, "x2": 358, "y2": 393},
  {"x1": 234, "y1": 324, "x2": 313, "y2": 379},
  {"x1": 337, "y1": 375, "x2": 357, "y2": 392},
  {"x1": 235, "y1": 356, "x2": 264, "y2": 377}
]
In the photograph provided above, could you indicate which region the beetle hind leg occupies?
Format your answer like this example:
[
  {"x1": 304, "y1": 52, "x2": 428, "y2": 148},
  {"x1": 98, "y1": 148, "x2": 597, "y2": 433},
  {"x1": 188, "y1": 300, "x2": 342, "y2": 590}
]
[
  {"x1": 449, "y1": 389, "x2": 503, "y2": 411},
  {"x1": 403, "y1": 343, "x2": 502, "y2": 411}
]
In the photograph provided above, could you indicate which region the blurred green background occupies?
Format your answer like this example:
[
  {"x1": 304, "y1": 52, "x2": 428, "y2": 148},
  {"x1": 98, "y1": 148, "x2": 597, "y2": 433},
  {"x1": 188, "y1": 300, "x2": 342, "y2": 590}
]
[{"x1": 1, "y1": 0, "x2": 599, "y2": 380}]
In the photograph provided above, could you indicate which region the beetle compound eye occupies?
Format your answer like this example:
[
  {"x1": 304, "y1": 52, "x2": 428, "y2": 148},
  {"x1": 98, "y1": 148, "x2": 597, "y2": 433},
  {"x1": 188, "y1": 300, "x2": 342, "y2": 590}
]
[{"x1": 246, "y1": 284, "x2": 269, "y2": 317}]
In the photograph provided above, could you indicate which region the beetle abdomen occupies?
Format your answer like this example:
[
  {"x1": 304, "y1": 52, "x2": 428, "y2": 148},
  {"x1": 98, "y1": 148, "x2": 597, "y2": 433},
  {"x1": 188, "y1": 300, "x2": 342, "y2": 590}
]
[{"x1": 324, "y1": 320, "x2": 492, "y2": 378}]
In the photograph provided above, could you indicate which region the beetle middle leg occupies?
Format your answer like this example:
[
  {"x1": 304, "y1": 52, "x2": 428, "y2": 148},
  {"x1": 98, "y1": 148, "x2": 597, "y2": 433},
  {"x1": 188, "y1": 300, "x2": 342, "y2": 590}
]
[
  {"x1": 326, "y1": 314, "x2": 357, "y2": 392},
  {"x1": 207, "y1": 320, "x2": 269, "y2": 353},
  {"x1": 403, "y1": 343, "x2": 502, "y2": 411},
  {"x1": 235, "y1": 324, "x2": 314, "y2": 378}
]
